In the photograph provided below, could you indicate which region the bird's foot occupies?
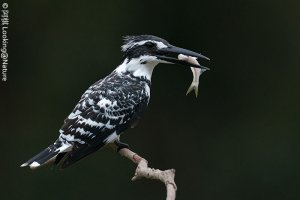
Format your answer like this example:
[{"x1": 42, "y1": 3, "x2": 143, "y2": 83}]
[{"x1": 114, "y1": 140, "x2": 130, "y2": 152}]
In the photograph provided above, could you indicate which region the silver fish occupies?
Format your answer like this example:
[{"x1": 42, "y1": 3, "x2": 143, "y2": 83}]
[{"x1": 178, "y1": 54, "x2": 207, "y2": 97}]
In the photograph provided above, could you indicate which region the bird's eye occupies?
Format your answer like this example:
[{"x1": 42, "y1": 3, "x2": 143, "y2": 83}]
[{"x1": 145, "y1": 42, "x2": 155, "y2": 48}]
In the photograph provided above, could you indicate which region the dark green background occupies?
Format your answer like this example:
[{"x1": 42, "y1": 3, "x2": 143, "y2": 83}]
[{"x1": 2, "y1": 0, "x2": 300, "y2": 199}]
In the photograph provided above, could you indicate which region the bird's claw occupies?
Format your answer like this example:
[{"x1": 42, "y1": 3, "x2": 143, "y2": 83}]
[{"x1": 114, "y1": 140, "x2": 130, "y2": 152}]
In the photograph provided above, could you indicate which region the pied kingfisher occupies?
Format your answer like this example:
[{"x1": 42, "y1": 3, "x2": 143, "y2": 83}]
[{"x1": 21, "y1": 35, "x2": 209, "y2": 169}]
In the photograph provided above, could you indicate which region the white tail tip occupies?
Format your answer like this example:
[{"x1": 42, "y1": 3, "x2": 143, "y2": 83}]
[
  {"x1": 20, "y1": 163, "x2": 28, "y2": 167},
  {"x1": 29, "y1": 161, "x2": 40, "y2": 169}
]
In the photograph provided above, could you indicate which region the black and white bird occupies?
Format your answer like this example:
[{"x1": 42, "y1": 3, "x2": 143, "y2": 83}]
[{"x1": 21, "y1": 35, "x2": 209, "y2": 169}]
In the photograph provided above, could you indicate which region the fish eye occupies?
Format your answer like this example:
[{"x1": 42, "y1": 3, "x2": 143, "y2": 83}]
[{"x1": 145, "y1": 42, "x2": 155, "y2": 48}]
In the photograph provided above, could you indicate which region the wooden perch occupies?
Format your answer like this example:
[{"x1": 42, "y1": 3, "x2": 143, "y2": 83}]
[{"x1": 118, "y1": 148, "x2": 177, "y2": 200}]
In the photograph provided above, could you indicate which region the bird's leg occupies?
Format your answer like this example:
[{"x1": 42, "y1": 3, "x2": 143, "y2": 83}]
[{"x1": 114, "y1": 140, "x2": 130, "y2": 152}]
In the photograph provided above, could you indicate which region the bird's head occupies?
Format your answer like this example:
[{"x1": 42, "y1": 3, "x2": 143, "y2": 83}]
[{"x1": 116, "y1": 35, "x2": 209, "y2": 79}]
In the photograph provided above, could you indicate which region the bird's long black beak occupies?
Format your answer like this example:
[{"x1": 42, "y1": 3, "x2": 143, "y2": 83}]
[{"x1": 156, "y1": 45, "x2": 210, "y2": 70}]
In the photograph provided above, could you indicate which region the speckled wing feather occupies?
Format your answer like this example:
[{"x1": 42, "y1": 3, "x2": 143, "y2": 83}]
[{"x1": 57, "y1": 71, "x2": 151, "y2": 168}]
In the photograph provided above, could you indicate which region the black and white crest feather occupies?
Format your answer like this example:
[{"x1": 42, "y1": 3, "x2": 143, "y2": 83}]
[
  {"x1": 121, "y1": 35, "x2": 170, "y2": 59},
  {"x1": 121, "y1": 35, "x2": 169, "y2": 51}
]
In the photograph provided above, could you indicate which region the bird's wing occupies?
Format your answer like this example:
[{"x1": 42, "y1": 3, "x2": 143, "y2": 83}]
[{"x1": 57, "y1": 77, "x2": 149, "y2": 168}]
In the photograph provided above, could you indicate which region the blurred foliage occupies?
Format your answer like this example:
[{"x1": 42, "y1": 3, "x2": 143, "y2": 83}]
[{"x1": 1, "y1": 0, "x2": 300, "y2": 199}]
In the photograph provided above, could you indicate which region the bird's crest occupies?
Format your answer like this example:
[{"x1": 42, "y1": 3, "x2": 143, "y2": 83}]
[{"x1": 121, "y1": 35, "x2": 169, "y2": 52}]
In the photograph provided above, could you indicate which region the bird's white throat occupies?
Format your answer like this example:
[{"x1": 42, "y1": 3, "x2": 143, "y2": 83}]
[{"x1": 115, "y1": 56, "x2": 159, "y2": 80}]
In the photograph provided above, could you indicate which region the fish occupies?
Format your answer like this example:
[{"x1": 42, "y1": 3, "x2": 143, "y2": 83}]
[{"x1": 178, "y1": 54, "x2": 207, "y2": 97}]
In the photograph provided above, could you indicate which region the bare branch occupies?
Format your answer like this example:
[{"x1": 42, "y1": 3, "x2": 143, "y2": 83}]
[{"x1": 119, "y1": 148, "x2": 177, "y2": 200}]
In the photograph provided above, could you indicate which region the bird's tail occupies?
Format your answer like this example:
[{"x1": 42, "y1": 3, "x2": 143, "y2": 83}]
[{"x1": 20, "y1": 141, "x2": 72, "y2": 170}]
